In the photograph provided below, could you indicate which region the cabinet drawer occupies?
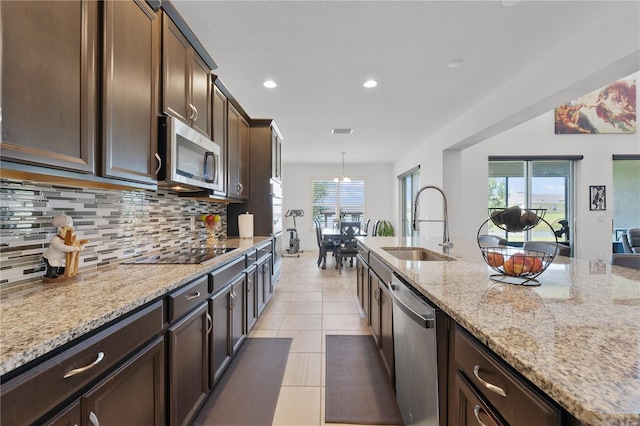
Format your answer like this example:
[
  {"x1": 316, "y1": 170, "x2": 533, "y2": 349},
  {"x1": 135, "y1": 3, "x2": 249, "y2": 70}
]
[
  {"x1": 168, "y1": 275, "x2": 209, "y2": 322},
  {"x1": 357, "y1": 244, "x2": 369, "y2": 263},
  {"x1": 455, "y1": 326, "x2": 561, "y2": 426},
  {"x1": 211, "y1": 255, "x2": 245, "y2": 294},
  {"x1": 256, "y1": 241, "x2": 272, "y2": 261},
  {"x1": 369, "y1": 253, "x2": 391, "y2": 285},
  {"x1": 1, "y1": 300, "x2": 164, "y2": 426},
  {"x1": 246, "y1": 249, "x2": 258, "y2": 265}
]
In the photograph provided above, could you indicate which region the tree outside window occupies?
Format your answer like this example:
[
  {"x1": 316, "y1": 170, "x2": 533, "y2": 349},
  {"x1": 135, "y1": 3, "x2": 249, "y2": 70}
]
[{"x1": 312, "y1": 178, "x2": 365, "y2": 230}]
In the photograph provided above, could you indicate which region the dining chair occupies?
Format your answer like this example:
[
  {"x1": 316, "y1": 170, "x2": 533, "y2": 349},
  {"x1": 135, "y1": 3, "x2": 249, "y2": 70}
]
[
  {"x1": 620, "y1": 228, "x2": 640, "y2": 253},
  {"x1": 336, "y1": 221, "x2": 360, "y2": 273},
  {"x1": 362, "y1": 219, "x2": 371, "y2": 235},
  {"x1": 371, "y1": 220, "x2": 380, "y2": 237},
  {"x1": 314, "y1": 219, "x2": 335, "y2": 269},
  {"x1": 611, "y1": 253, "x2": 640, "y2": 270}
]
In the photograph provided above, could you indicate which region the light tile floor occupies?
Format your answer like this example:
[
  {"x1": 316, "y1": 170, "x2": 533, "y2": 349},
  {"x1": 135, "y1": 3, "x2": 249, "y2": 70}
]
[{"x1": 255, "y1": 250, "x2": 372, "y2": 426}]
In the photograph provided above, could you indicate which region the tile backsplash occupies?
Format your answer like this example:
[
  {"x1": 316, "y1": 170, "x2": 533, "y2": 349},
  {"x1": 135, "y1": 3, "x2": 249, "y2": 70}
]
[{"x1": 0, "y1": 179, "x2": 228, "y2": 289}]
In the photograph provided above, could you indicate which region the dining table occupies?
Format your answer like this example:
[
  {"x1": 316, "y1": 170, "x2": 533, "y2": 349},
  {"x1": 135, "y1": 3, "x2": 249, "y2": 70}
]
[{"x1": 320, "y1": 228, "x2": 367, "y2": 269}]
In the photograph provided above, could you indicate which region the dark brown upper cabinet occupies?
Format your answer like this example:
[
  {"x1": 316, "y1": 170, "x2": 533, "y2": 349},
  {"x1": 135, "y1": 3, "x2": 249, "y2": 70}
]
[
  {"x1": 0, "y1": 0, "x2": 98, "y2": 173},
  {"x1": 212, "y1": 82, "x2": 228, "y2": 195},
  {"x1": 102, "y1": 0, "x2": 160, "y2": 185},
  {"x1": 227, "y1": 103, "x2": 250, "y2": 200},
  {"x1": 162, "y1": 13, "x2": 211, "y2": 138}
]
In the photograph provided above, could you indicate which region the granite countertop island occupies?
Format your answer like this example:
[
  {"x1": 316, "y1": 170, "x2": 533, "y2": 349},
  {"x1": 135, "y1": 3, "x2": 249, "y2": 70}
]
[
  {"x1": 358, "y1": 236, "x2": 640, "y2": 426},
  {"x1": 0, "y1": 236, "x2": 272, "y2": 377}
]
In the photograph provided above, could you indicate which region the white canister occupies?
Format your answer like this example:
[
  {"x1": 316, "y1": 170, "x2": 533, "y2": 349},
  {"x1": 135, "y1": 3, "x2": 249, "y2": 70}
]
[{"x1": 238, "y1": 213, "x2": 254, "y2": 239}]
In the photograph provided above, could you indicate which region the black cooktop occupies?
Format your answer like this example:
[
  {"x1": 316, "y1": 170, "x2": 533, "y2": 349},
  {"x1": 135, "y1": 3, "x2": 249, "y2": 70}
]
[{"x1": 124, "y1": 247, "x2": 237, "y2": 264}]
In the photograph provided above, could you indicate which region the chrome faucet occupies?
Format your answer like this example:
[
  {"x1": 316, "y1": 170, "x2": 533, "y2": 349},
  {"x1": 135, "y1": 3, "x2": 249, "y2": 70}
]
[{"x1": 412, "y1": 185, "x2": 453, "y2": 249}]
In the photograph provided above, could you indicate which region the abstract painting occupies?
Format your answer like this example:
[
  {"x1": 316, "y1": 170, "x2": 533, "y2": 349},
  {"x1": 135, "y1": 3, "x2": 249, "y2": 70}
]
[{"x1": 555, "y1": 76, "x2": 636, "y2": 134}]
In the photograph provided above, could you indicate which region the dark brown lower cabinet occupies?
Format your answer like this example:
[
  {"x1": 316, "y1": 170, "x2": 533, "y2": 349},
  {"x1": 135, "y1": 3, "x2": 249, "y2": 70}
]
[
  {"x1": 210, "y1": 285, "x2": 232, "y2": 386},
  {"x1": 45, "y1": 337, "x2": 165, "y2": 426},
  {"x1": 168, "y1": 303, "x2": 210, "y2": 426},
  {"x1": 230, "y1": 273, "x2": 247, "y2": 355},
  {"x1": 455, "y1": 371, "x2": 505, "y2": 426},
  {"x1": 262, "y1": 254, "x2": 274, "y2": 304},
  {"x1": 246, "y1": 264, "x2": 258, "y2": 332}
]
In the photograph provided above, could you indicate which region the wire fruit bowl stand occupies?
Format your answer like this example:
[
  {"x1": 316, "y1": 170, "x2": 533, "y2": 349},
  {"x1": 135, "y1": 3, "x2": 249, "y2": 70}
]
[{"x1": 478, "y1": 207, "x2": 557, "y2": 286}]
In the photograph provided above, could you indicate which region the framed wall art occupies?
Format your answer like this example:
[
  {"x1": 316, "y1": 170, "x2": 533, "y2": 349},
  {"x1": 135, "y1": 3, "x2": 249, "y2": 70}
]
[
  {"x1": 555, "y1": 76, "x2": 637, "y2": 134},
  {"x1": 590, "y1": 185, "x2": 606, "y2": 211}
]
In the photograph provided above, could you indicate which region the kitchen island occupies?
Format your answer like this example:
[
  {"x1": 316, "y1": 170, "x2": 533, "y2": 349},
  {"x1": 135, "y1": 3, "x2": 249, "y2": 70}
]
[{"x1": 358, "y1": 236, "x2": 640, "y2": 426}]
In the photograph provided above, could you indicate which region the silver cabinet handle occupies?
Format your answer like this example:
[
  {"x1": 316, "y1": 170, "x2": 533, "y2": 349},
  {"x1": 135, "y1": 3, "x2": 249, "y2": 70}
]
[
  {"x1": 187, "y1": 104, "x2": 195, "y2": 120},
  {"x1": 88, "y1": 411, "x2": 100, "y2": 426},
  {"x1": 230, "y1": 290, "x2": 237, "y2": 309},
  {"x1": 192, "y1": 105, "x2": 198, "y2": 121},
  {"x1": 64, "y1": 352, "x2": 105, "y2": 378},
  {"x1": 186, "y1": 291, "x2": 201, "y2": 301},
  {"x1": 237, "y1": 183, "x2": 243, "y2": 194},
  {"x1": 206, "y1": 312, "x2": 212, "y2": 335},
  {"x1": 473, "y1": 365, "x2": 507, "y2": 397},
  {"x1": 154, "y1": 153, "x2": 161, "y2": 175},
  {"x1": 473, "y1": 405, "x2": 489, "y2": 426}
]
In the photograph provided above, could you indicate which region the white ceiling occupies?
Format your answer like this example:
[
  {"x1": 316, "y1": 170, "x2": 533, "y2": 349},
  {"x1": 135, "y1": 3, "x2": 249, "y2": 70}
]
[{"x1": 171, "y1": 0, "x2": 630, "y2": 165}]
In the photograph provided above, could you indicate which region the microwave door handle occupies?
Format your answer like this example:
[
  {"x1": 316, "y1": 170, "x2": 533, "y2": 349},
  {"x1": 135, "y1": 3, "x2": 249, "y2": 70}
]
[
  {"x1": 212, "y1": 152, "x2": 219, "y2": 185},
  {"x1": 203, "y1": 152, "x2": 215, "y2": 183}
]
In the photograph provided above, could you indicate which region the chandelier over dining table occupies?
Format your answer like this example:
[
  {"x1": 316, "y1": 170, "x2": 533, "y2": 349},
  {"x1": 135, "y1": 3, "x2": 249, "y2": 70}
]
[{"x1": 333, "y1": 151, "x2": 351, "y2": 182}]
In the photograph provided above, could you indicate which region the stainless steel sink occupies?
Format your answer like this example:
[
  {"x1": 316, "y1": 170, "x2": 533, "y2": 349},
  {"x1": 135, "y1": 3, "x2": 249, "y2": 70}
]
[{"x1": 382, "y1": 247, "x2": 455, "y2": 261}]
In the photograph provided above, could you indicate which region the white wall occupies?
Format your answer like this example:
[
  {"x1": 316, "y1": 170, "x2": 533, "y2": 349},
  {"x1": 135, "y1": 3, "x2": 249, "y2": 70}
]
[{"x1": 282, "y1": 163, "x2": 394, "y2": 251}]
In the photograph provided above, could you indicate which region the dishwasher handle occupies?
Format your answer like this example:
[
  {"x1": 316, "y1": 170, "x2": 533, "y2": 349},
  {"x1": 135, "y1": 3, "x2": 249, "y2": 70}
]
[{"x1": 390, "y1": 274, "x2": 436, "y2": 329}]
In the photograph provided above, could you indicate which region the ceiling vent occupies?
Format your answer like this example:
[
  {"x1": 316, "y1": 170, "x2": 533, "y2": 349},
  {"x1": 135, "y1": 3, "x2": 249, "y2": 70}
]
[{"x1": 332, "y1": 128, "x2": 353, "y2": 135}]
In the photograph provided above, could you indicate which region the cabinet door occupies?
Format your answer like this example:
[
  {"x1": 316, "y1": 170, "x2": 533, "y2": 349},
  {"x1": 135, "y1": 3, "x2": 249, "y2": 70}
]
[
  {"x1": 190, "y1": 53, "x2": 211, "y2": 138},
  {"x1": 378, "y1": 281, "x2": 394, "y2": 381},
  {"x1": 238, "y1": 115, "x2": 251, "y2": 198},
  {"x1": 162, "y1": 15, "x2": 190, "y2": 124},
  {"x1": 454, "y1": 372, "x2": 506, "y2": 426},
  {"x1": 230, "y1": 274, "x2": 246, "y2": 354},
  {"x1": 256, "y1": 258, "x2": 267, "y2": 316},
  {"x1": 356, "y1": 256, "x2": 370, "y2": 324},
  {"x1": 271, "y1": 130, "x2": 282, "y2": 182},
  {"x1": 1, "y1": 0, "x2": 97, "y2": 173},
  {"x1": 210, "y1": 287, "x2": 232, "y2": 385},
  {"x1": 43, "y1": 400, "x2": 81, "y2": 426},
  {"x1": 261, "y1": 254, "x2": 274, "y2": 303},
  {"x1": 83, "y1": 337, "x2": 165, "y2": 426},
  {"x1": 102, "y1": 0, "x2": 159, "y2": 184},
  {"x1": 168, "y1": 304, "x2": 209, "y2": 426},
  {"x1": 369, "y1": 271, "x2": 381, "y2": 346},
  {"x1": 246, "y1": 266, "x2": 258, "y2": 332},
  {"x1": 212, "y1": 84, "x2": 227, "y2": 193},
  {"x1": 227, "y1": 103, "x2": 241, "y2": 198}
]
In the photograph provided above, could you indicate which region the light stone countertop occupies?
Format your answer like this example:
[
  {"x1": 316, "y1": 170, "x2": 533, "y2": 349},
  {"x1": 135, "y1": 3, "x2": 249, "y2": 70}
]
[
  {"x1": 358, "y1": 236, "x2": 640, "y2": 426},
  {"x1": 0, "y1": 236, "x2": 271, "y2": 377}
]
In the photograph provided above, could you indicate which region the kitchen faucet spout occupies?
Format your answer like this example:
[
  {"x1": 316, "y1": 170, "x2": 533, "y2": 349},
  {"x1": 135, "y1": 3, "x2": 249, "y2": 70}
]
[{"x1": 412, "y1": 185, "x2": 453, "y2": 249}]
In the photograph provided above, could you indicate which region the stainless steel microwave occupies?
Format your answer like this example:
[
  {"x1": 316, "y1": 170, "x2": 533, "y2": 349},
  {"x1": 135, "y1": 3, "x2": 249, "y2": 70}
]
[{"x1": 158, "y1": 116, "x2": 223, "y2": 192}]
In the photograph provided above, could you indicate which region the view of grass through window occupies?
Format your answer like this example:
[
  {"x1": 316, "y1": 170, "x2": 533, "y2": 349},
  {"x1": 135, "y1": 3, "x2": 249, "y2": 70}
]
[
  {"x1": 312, "y1": 178, "x2": 365, "y2": 230},
  {"x1": 488, "y1": 160, "x2": 574, "y2": 244}
]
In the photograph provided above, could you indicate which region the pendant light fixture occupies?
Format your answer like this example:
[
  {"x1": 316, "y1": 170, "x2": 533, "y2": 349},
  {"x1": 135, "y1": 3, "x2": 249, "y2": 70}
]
[{"x1": 333, "y1": 152, "x2": 351, "y2": 183}]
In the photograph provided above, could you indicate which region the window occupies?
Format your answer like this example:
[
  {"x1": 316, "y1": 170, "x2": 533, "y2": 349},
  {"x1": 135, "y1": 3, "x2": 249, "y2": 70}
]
[
  {"x1": 312, "y1": 178, "x2": 365, "y2": 229},
  {"x1": 488, "y1": 159, "x2": 575, "y2": 246},
  {"x1": 398, "y1": 166, "x2": 420, "y2": 237},
  {"x1": 612, "y1": 157, "x2": 640, "y2": 242}
]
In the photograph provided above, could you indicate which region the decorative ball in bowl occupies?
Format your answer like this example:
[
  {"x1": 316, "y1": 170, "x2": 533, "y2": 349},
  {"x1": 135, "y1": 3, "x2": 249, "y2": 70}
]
[
  {"x1": 488, "y1": 207, "x2": 546, "y2": 233},
  {"x1": 480, "y1": 246, "x2": 554, "y2": 286}
]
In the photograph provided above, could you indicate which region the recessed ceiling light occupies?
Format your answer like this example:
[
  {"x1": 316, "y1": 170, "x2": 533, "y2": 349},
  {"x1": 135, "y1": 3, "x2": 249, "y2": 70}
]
[
  {"x1": 447, "y1": 58, "x2": 464, "y2": 68},
  {"x1": 332, "y1": 128, "x2": 353, "y2": 135},
  {"x1": 363, "y1": 80, "x2": 378, "y2": 88},
  {"x1": 263, "y1": 80, "x2": 277, "y2": 88}
]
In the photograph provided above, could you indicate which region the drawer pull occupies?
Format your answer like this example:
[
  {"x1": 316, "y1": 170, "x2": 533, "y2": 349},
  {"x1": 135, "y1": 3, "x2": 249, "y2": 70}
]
[
  {"x1": 473, "y1": 405, "x2": 489, "y2": 426},
  {"x1": 64, "y1": 352, "x2": 105, "y2": 378},
  {"x1": 186, "y1": 291, "x2": 201, "y2": 301},
  {"x1": 88, "y1": 411, "x2": 99, "y2": 426},
  {"x1": 206, "y1": 312, "x2": 213, "y2": 335},
  {"x1": 473, "y1": 365, "x2": 507, "y2": 397}
]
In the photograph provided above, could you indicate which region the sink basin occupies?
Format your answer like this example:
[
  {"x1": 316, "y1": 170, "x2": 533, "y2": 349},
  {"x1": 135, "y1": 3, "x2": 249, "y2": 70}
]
[{"x1": 382, "y1": 247, "x2": 455, "y2": 262}]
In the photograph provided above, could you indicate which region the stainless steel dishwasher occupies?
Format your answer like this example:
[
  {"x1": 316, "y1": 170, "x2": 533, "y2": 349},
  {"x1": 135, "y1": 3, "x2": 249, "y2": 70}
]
[{"x1": 391, "y1": 273, "x2": 439, "y2": 426}]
